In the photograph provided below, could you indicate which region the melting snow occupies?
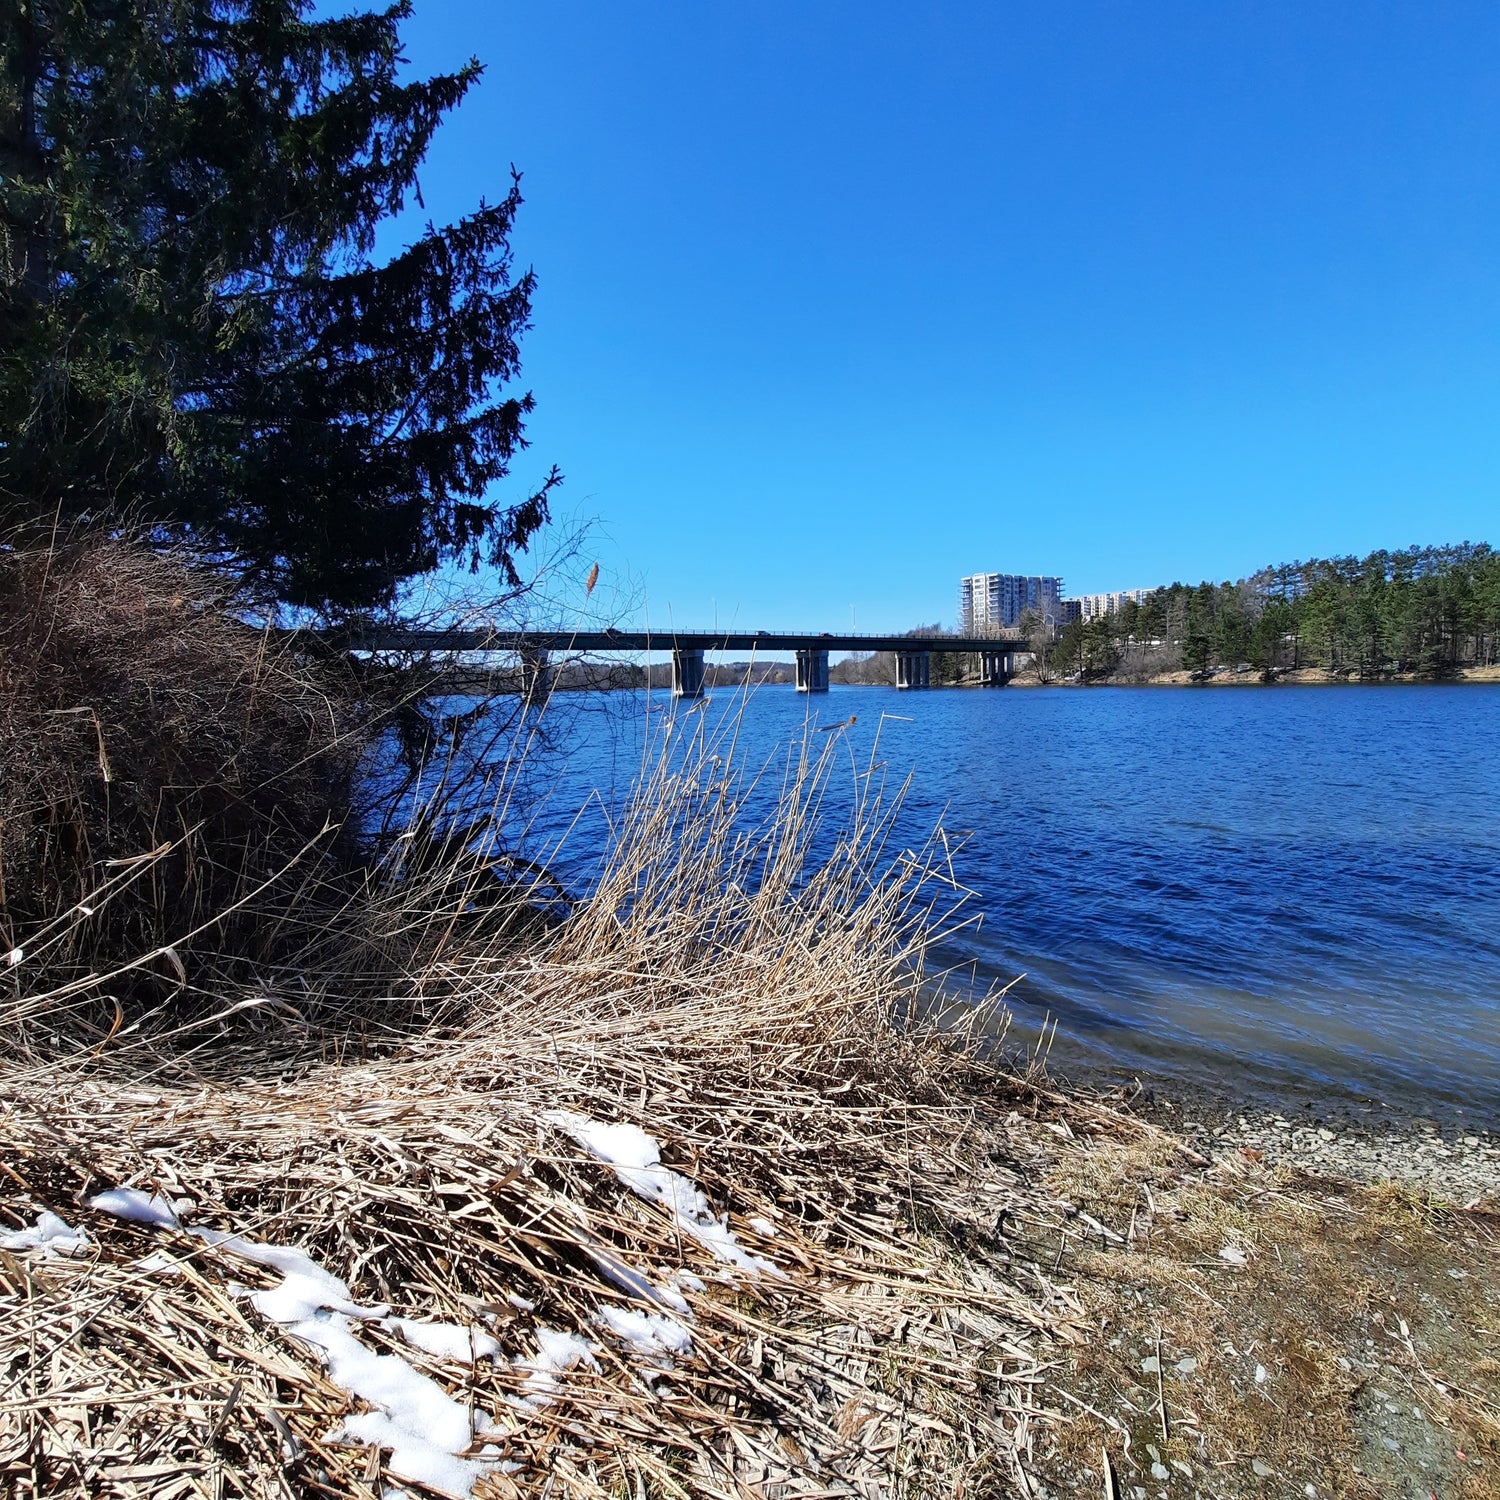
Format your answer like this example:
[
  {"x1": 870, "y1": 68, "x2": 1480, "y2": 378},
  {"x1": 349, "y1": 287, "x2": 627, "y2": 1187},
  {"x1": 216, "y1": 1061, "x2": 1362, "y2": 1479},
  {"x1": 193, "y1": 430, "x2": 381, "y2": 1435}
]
[
  {"x1": 595, "y1": 1305, "x2": 694, "y2": 1361},
  {"x1": 384, "y1": 1317, "x2": 500, "y2": 1363},
  {"x1": 1, "y1": 1210, "x2": 89, "y2": 1257},
  {"x1": 192, "y1": 1227, "x2": 381, "y2": 1322},
  {"x1": 516, "y1": 1328, "x2": 600, "y2": 1406},
  {"x1": 748, "y1": 1215, "x2": 778, "y2": 1238},
  {"x1": 543, "y1": 1111, "x2": 781, "y2": 1276},
  {"x1": 84, "y1": 1184, "x2": 503, "y2": 1495},
  {"x1": 90, "y1": 1188, "x2": 180, "y2": 1228},
  {"x1": 586, "y1": 1245, "x2": 692, "y2": 1315},
  {"x1": 295, "y1": 1312, "x2": 484, "y2": 1490}
]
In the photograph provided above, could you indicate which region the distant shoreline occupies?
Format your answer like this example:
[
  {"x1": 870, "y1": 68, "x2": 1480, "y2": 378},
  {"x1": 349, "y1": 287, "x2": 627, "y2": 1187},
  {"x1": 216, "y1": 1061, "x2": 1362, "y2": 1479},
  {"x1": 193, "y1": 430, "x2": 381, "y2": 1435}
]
[{"x1": 1007, "y1": 662, "x2": 1500, "y2": 688}]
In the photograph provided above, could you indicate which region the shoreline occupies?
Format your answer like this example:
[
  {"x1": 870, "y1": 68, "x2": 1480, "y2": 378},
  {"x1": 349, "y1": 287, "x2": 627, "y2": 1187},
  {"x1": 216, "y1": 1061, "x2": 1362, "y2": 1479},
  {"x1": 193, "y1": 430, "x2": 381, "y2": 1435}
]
[{"x1": 1009, "y1": 662, "x2": 1500, "y2": 688}]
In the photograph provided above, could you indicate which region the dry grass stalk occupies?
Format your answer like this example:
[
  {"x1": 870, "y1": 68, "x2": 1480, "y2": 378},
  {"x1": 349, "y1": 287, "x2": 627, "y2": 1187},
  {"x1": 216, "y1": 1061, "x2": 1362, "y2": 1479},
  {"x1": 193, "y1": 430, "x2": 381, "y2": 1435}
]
[{"x1": 1, "y1": 695, "x2": 1126, "y2": 1498}]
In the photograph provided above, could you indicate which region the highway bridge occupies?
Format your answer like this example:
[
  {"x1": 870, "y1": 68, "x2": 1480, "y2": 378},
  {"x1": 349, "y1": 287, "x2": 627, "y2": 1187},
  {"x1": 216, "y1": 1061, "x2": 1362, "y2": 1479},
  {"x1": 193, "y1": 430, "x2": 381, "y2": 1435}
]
[{"x1": 347, "y1": 626, "x2": 1029, "y2": 698}]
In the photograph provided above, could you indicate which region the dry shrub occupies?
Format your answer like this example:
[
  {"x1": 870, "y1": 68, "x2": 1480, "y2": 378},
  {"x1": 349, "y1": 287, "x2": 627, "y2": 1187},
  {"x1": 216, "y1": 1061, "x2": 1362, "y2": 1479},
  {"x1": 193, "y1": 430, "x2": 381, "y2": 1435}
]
[{"x1": 0, "y1": 535, "x2": 372, "y2": 1033}]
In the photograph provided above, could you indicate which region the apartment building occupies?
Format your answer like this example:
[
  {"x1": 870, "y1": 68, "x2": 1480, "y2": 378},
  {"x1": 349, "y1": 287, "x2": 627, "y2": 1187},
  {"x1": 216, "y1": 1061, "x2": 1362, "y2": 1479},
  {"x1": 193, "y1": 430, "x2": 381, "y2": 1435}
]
[
  {"x1": 959, "y1": 573, "x2": 1064, "y2": 631},
  {"x1": 1073, "y1": 588, "x2": 1151, "y2": 622}
]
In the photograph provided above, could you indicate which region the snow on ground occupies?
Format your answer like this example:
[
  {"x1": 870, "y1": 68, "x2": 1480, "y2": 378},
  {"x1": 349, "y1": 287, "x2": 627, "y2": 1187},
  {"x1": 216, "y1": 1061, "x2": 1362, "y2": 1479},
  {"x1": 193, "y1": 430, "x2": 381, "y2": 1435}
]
[
  {"x1": 86, "y1": 1189, "x2": 501, "y2": 1495},
  {"x1": 595, "y1": 1306, "x2": 694, "y2": 1362},
  {"x1": 192, "y1": 1227, "x2": 382, "y2": 1322},
  {"x1": 384, "y1": 1316, "x2": 501, "y2": 1363},
  {"x1": 28, "y1": 1161, "x2": 722, "y2": 1490},
  {"x1": 89, "y1": 1187, "x2": 181, "y2": 1228},
  {"x1": 543, "y1": 1110, "x2": 782, "y2": 1276},
  {"x1": 514, "y1": 1327, "x2": 601, "y2": 1407},
  {"x1": 586, "y1": 1243, "x2": 693, "y2": 1315},
  {"x1": 0, "y1": 1210, "x2": 89, "y2": 1257},
  {"x1": 296, "y1": 1312, "x2": 486, "y2": 1495}
]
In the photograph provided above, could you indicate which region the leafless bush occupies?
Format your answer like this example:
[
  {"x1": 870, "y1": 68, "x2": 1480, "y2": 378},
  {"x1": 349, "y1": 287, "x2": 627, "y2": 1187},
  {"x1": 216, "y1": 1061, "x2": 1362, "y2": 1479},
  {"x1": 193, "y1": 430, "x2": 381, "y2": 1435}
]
[{"x1": 0, "y1": 536, "x2": 385, "y2": 1034}]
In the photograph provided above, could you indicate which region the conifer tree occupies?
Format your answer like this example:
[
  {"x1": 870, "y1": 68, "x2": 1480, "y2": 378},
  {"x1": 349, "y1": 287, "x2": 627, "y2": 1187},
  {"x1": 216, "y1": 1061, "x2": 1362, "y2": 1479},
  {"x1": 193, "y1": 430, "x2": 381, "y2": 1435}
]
[{"x1": 0, "y1": 0, "x2": 557, "y2": 611}]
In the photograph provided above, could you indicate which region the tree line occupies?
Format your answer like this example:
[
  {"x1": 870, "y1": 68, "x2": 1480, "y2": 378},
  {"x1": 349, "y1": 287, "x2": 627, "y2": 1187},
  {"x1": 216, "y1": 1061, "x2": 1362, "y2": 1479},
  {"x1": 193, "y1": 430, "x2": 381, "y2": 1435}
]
[{"x1": 1046, "y1": 543, "x2": 1500, "y2": 680}]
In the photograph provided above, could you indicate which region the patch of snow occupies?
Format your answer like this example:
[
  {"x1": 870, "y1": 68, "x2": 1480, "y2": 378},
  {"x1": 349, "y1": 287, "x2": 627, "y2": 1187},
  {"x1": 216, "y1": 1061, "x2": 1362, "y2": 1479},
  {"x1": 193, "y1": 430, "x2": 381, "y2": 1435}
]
[
  {"x1": 669, "y1": 1270, "x2": 706, "y2": 1295},
  {"x1": 505, "y1": 1292, "x2": 535, "y2": 1313},
  {"x1": 543, "y1": 1111, "x2": 781, "y2": 1277},
  {"x1": 1, "y1": 1210, "x2": 89, "y2": 1257},
  {"x1": 84, "y1": 1184, "x2": 497, "y2": 1496},
  {"x1": 134, "y1": 1250, "x2": 182, "y2": 1276},
  {"x1": 193, "y1": 1227, "x2": 381, "y2": 1322},
  {"x1": 515, "y1": 1327, "x2": 600, "y2": 1407},
  {"x1": 1217, "y1": 1244, "x2": 1248, "y2": 1266},
  {"x1": 586, "y1": 1246, "x2": 692, "y2": 1316},
  {"x1": 595, "y1": 1305, "x2": 693, "y2": 1362},
  {"x1": 384, "y1": 1317, "x2": 500, "y2": 1363},
  {"x1": 748, "y1": 1216, "x2": 777, "y2": 1238},
  {"x1": 296, "y1": 1314, "x2": 476, "y2": 1475},
  {"x1": 90, "y1": 1188, "x2": 179, "y2": 1228},
  {"x1": 335, "y1": 1410, "x2": 485, "y2": 1497}
]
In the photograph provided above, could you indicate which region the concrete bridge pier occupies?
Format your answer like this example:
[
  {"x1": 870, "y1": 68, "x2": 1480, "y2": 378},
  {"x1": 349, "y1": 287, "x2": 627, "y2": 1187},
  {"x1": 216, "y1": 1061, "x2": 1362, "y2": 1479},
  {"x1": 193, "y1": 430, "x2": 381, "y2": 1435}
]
[
  {"x1": 671, "y1": 647, "x2": 706, "y2": 698},
  {"x1": 978, "y1": 649, "x2": 1012, "y2": 686},
  {"x1": 519, "y1": 643, "x2": 551, "y2": 706},
  {"x1": 895, "y1": 649, "x2": 931, "y2": 689},
  {"x1": 794, "y1": 647, "x2": 830, "y2": 692}
]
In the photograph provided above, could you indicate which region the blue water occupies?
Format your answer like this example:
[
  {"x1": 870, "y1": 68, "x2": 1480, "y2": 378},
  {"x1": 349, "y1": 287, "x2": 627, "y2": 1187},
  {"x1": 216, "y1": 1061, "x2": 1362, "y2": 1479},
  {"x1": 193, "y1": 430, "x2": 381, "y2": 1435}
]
[{"x1": 520, "y1": 684, "x2": 1500, "y2": 1122}]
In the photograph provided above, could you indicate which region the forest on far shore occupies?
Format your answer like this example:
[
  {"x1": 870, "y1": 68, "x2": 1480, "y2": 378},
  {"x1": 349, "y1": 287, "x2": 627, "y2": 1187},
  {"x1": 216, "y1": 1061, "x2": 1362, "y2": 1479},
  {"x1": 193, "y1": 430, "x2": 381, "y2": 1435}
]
[{"x1": 1045, "y1": 542, "x2": 1500, "y2": 681}]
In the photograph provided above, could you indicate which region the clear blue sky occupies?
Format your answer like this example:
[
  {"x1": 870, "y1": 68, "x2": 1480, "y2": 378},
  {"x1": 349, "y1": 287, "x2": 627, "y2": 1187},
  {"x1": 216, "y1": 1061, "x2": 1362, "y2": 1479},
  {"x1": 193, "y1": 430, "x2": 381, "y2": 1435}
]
[{"x1": 391, "y1": 0, "x2": 1499, "y2": 631}]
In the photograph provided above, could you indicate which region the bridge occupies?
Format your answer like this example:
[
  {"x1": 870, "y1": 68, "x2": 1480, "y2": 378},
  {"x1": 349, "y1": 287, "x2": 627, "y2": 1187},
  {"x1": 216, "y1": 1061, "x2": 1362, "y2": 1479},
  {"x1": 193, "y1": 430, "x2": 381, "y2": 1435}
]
[{"x1": 347, "y1": 627, "x2": 1029, "y2": 698}]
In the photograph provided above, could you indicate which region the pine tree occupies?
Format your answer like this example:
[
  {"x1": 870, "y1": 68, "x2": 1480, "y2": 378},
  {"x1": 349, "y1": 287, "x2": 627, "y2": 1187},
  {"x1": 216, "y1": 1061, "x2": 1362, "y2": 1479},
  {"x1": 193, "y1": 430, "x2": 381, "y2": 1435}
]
[{"x1": 0, "y1": 0, "x2": 557, "y2": 611}]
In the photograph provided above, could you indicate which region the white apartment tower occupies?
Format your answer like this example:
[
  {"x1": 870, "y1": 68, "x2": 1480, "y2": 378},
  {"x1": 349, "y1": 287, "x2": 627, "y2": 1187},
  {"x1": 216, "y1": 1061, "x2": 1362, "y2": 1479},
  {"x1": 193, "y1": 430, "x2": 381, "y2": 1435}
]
[
  {"x1": 959, "y1": 573, "x2": 1064, "y2": 631},
  {"x1": 1075, "y1": 589, "x2": 1151, "y2": 621}
]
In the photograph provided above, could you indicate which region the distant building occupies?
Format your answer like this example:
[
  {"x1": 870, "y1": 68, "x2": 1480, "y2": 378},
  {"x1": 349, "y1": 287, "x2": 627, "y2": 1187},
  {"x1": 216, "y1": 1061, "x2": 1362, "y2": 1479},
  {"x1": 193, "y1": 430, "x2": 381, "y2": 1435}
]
[
  {"x1": 1058, "y1": 598, "x2": 1082, "y2": 627},
  {"x1": 1071, "y1": 589, "x2": 1151, "y2": 622},
  {"x1": 960, "y1": 573, "x2": 1064, "y2": 631}
]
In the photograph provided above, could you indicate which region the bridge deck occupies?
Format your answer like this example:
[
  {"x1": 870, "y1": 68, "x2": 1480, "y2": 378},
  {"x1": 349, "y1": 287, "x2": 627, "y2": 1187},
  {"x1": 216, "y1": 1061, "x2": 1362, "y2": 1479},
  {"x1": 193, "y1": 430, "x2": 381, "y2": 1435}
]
[{"x1": 349, "y1": 628, "x2": 1026, "y2": 655}]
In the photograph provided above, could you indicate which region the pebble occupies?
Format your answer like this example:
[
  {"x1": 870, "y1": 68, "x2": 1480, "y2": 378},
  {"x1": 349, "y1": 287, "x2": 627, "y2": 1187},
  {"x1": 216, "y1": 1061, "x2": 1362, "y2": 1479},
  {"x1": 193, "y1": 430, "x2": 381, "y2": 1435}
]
[
  {"x1": 1151, "y1": 1463, "x2": 1170, "y2": 1481},
  {"x1": 1252, "y1": 1459, "x2": 1273, "y2": 1477},
  {"x1": 1176, "y1": 1357, "x2": 1198, "y2": 1374},
  {"x1": 1192, "y1": 1112, "x2": 1500, "y2": 1201},
  {"x1": 1141, "y1": 1355, "x2": 1160, "y2": 1374}
]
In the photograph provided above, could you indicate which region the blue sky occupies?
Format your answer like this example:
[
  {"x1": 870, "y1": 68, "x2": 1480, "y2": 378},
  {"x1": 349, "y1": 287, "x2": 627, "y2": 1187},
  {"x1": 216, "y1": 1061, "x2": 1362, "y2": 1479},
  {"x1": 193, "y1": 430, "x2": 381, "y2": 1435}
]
[{"x1": 391, "y1": 1, "x2": 1499, "y2": 631}]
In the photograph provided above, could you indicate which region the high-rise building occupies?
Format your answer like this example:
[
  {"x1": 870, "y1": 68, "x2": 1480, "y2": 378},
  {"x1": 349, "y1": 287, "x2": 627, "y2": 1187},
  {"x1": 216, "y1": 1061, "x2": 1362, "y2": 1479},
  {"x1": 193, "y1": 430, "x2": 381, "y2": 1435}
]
[
  {"x1": 959, "y1": 573, "x2": 1064, "y2": 631},
  {"x1": 1073, "y1": 589, "x2": 1151, "y2": 621}
]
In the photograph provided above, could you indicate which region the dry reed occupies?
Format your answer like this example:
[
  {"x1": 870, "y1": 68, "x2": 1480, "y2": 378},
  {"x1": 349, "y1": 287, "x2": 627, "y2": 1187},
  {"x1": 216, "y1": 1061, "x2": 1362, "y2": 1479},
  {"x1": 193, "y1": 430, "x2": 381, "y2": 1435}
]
[{"x1": 0, "y1": 691, "x2": 1133, "y2": 1499}]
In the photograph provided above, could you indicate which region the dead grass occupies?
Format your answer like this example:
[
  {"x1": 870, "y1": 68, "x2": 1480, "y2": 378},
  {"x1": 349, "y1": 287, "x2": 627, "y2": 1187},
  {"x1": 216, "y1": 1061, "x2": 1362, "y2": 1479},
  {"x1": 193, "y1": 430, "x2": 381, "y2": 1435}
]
[
  {"x1": 1, "y1": 695, "x2": 1140, "y2": 1498},
  {"x1": 1035, "y1": 1138, "x2": 1500, "y2": 1499}
]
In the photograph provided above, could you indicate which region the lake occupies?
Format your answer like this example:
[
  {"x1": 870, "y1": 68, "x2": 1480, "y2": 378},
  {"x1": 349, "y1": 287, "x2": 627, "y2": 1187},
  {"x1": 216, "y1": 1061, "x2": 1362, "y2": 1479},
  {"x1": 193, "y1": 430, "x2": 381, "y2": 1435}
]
[{"x1": 523, "y1": 683, "x2": 1500, "y2": 1125}]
